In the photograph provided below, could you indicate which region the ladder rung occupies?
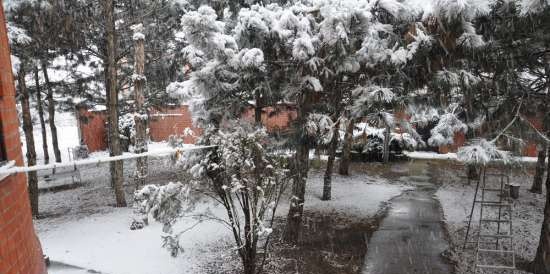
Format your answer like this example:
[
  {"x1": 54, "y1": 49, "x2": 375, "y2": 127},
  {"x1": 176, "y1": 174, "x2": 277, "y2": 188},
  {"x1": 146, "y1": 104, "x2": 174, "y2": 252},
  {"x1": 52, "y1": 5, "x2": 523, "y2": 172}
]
[
  {"x1": 479, "y1": 234, "x2": 512, "y2": 238},
  {"x1": 477, "y1": 264, "x2": 516, "y2": 270},
  {"x1": 476, "y1": 202, "x2": 512, "y2": 207},
  {"x1": 475, "y1": 200, "x2": 507, "y2": 204},
  {"x1": 482, "y1": 188, "x2": 504, "y2": 192},
  {"x1": 478, "y1": 248, "x2": 515, "y2": 254},
  {"x1": 468, "y1": 241, "x2": 509, "y2": 245},
  {"x1": 480, "y1": 219, "x2": 510, "y2": 223}
]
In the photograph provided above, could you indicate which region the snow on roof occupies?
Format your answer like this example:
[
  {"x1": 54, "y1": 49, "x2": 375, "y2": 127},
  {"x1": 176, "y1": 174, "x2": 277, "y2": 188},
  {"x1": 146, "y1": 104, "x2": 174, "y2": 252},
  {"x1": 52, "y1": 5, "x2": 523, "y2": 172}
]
[{"x1": 91, "y1": 105, "x2": 107, "y2": 112}]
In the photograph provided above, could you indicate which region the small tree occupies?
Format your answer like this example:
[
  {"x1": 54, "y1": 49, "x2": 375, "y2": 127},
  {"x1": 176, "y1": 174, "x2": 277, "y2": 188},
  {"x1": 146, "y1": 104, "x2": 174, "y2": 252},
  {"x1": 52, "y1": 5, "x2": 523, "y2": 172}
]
[{"x1": 134, "y1": 125, "x2": 290, "y2": 274}]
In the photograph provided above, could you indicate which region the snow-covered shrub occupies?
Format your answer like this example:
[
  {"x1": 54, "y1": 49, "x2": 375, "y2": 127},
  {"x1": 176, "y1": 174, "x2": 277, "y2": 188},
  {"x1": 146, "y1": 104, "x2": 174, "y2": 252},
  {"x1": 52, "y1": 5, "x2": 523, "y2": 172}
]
[
  {"x1": 119, "y1": 113, "x2": 136, "y2": 144},
  {"x1": 167, "y1": 134, "x2": 185, "y2": 148},
  {"x1": 135, "y1": 124, "x2": 290, "y2": 273},
  {"x1": 134, "y1": 182, "x2": 192, "y2": 232}
]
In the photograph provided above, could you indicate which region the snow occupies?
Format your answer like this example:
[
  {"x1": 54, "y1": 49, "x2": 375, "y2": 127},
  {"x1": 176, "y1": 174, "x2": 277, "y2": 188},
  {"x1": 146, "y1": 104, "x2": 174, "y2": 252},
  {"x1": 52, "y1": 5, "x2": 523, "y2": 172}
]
[
  {"x1": 404, "y1": 150, "x2": 459, "y2": 160},
  {"x1": 38, "y1": 206, "x2": 230, "y2": 274},
  {"x1": 36, "y1": 163, "x2": 408, "y2": 274},
  {"x1": 302, "y1": 171, "x2": 410, "y2": 218},
  {"x1": 404, "y1": 150, "x2": 543, "y2": 163},
  {"x1": 435, "y1": 169, "x2": 544, "y2": 274},
  {"x1": 22, "y1": 112, "x2": 81, "y2": 163},
  {"x1": 0, "y1": 160, "x2": 15, "y2": 181},
  {"x1": 91, "y1": 105, "x2": 107, "y2": 111}
]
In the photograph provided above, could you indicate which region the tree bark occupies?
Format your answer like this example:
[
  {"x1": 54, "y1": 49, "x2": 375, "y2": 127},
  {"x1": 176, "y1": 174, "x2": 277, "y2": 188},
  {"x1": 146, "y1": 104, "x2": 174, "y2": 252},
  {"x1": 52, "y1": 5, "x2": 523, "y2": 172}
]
[
  {"x1": 34, "y1": 66, "x2": 49, "y2": 165},
  {"x1": 285, "y1": 92, "x2": 312, "y2": 243},
  {"x1": 338, "y1": 117, "x2": 354, "y2": 175},
  {"x1": 132, "y1": 25, "x2": 148, "y2": 187},
  {"x1": 18, "y1": 64, "x2": 39, "y2": 216},
  {"x1": 383, "y1": 124, "x2": 391, "y2": 163},
  {"x1": 532, "y1": 147, "x2": 547, "y2": 194},
  {"x1": 104, "y1": 0, "x2": 126, "y2": 207},
  {"x1": 41, "y1": 60, "x2": 61, "y2": 163},
  {"x1": 532, "y1": 166, "x2": 550, "y2": 274},
  {"x1": 322, "y1": 119, "x2": 340, "y2": 201},
  {"x1": 531, "y1": 48, "x2": 550, "y2": 274}
]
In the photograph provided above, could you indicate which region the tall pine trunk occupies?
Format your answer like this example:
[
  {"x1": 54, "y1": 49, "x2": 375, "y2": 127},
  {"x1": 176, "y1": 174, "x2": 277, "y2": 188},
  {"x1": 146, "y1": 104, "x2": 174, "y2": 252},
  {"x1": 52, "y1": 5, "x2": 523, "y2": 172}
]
[
  {"x1": 338, "y1": 117, "x2": 354, "y2": 175},
  {"x1": 104, "y1": 0, "x2": 126, "y2": 207},
  {"x1": 41, "y1": 60, "x2": 61, "y2": 163},
  {"x1": 532, "y1": 147, "x2": 547, "y2": 194},
  {"x1": 285, "y1": 92, "x2": 312, "y2": 243},
  {"x1": 18, "y1": 64, "x2": 39, "y2": 216},
  {"x1": 533, "y1": 166, "x2": 550, "y2": 274},
  {"x1": 532, "y1": 49, "x2": 550, "y2": 274},
  {"x1": 34, "y1": 66, "x2": 49, "y2": 165},
  {"x1": 132, "y1": 25, "x2": 148, "y2": 187},
  {"x1": 322, "y1": 119, "x2": 340, "y2": 201}
]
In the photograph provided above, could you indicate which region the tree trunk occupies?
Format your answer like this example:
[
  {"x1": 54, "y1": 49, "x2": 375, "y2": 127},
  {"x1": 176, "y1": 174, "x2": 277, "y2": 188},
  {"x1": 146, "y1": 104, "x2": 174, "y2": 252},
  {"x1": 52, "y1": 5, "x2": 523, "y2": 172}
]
[
  {"x1": 532, "y1": 168, "x2": 550, "y2": 273},
  {"x1": 383, "y1": 124, "x2": 391, "y2": 163},
  {"x1": 322, "y1": 119, "x2": 340, "y2": 201},
  {"x1": 338, "y1": 118, "x2": 354, "y2": 175},
  {"x1": 104, "y1": 0, "x2": 126, "y2": 207},
  {"x1": 34, "y1": 66, "x2": 49, "y2": 165},
  {"x1": 285, "y1": 92, "x2": 312, "y2": 243},
  {"x1": 243, "y1": 248, "x2": 257, "y2": 274},
  {"x1": 18, "y1": 64, "x2": 39, "y2": 216},
  {"x1": 132, "y1": 25, "x2": 148, "y2": 187},
  {"x1": 41, "y1": 60, "x2": 61, "y2": 163},
  {"x1": 254, "y1": 89, "x2": 262, "y2": 126},
  {"x1": 531, "y1": 47, "x2": 550, "y2": 274},
  {"x1": 532, "y1": 147, "x2": 547, "y2": 194}
]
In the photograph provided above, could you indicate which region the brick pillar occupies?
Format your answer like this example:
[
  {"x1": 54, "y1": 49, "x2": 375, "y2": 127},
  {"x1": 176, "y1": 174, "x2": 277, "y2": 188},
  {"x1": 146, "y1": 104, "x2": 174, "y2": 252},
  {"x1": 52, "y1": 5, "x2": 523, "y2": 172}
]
[{"x1": 0, "y1": 1, "x2": 48, "y2": 273}]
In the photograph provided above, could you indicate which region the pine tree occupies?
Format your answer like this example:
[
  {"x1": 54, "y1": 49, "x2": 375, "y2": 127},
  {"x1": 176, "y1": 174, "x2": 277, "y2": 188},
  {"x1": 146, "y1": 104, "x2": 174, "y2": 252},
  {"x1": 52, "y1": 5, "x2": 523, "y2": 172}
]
[
  {"x1": 131, "y1": 24, "x2": 148, "y2": 187},
  {"x1": 7, "y1": 15, "x2": 39, "y2": 216}
]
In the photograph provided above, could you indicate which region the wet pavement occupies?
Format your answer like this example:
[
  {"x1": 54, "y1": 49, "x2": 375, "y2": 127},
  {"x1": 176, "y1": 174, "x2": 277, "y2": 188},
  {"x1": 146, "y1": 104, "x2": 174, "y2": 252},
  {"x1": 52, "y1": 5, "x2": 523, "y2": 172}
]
[{"x1": 361, "y1": 161, "x2": 453, "y2": 274}]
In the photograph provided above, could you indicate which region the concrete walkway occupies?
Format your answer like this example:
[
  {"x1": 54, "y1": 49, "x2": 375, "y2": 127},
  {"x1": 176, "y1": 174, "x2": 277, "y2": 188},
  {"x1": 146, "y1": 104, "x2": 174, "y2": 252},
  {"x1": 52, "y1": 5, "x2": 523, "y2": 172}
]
[{"x1": 362, "y1": 165, "x2": 453, "y2": 274}]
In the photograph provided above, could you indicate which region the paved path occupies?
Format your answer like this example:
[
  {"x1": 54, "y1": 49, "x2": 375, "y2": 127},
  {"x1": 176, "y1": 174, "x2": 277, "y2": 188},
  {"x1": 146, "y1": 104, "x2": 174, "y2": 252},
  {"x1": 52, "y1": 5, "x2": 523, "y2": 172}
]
[{"x1": 362, "y1": 166, "x2": 453, "y2": 274}]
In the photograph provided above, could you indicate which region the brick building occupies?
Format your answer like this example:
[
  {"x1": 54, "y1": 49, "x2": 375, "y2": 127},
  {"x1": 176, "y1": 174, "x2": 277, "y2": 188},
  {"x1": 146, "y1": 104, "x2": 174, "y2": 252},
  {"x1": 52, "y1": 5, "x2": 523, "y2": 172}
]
[
  {"x1": 0, "y1": 2, "x2": 48, "y2": 274},
  {"x1": 77, "y1": 104, "x2": 297, "y2": 152}
]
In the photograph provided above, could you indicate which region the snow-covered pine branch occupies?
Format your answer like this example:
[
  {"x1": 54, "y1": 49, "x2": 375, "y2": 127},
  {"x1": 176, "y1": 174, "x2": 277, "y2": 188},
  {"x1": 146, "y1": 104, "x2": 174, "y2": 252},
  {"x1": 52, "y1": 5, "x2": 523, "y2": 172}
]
[
  {"x1": 306, "y1": 113, "x2": 334, "y2": 145},
  {"x1": 457, "y1": 138, "x2": 511, "y2": 165},
  {"x1": 428, "y1": 112, "x2": 468, "y2": 146}
]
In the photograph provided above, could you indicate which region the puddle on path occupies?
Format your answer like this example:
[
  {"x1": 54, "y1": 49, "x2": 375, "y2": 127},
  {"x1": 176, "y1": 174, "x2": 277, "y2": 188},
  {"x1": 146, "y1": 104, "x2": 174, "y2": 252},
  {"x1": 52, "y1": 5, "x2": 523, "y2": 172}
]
[
  {"x1": 269, "y1": 213, "x2": 381, "y2": 274},
  {"x1": 268, "y1": 160, "x2": 454, "y2": 274},
  {"x1": 361, "y1": 160, "x2": 453, "y2": 274}
]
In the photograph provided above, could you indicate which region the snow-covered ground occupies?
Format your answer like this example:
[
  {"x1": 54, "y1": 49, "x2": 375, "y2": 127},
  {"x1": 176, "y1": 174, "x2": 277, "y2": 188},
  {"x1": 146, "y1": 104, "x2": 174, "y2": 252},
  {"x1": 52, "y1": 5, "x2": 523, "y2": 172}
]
[
  {"x1": 405, "y1": 150, "x2": 542, "y2": 163},
  {"x1": 37, "y1": 164, "x2": 408, "y2": 274},
  {"x1": 22, "y1": 112, "x2": 81, "y2": 163},
  {"x1": 39, "y1": 205, "x2": 230, "y2": 274},
  {"x1": 435, "y1": 166, "x2": 543, "y2": 274}
]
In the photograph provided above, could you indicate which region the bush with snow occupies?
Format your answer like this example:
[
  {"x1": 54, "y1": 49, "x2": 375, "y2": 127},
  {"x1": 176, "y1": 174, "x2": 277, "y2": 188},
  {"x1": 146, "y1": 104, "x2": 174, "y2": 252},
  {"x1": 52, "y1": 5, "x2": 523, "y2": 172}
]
[{"x1": 134, "y1": 124, "x2": 290, "y2": 273}]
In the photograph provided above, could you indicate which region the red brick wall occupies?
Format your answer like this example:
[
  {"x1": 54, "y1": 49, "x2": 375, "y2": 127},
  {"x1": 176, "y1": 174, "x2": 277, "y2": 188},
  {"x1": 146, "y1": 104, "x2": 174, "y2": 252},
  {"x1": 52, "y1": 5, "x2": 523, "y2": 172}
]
[
  {"x1": 0, "y1": 1, "x2": 48, "y2": 273},
  {"x1": 523, "y1": 114, "x2": 543, "y2": 157},
  {"x1": 438, "y1": 131, "x2": 466, "y2": 154},
  {"x1": 242, "y1": 106, "x2": 297, "y2": 132},
  {"x1": 76, "y1": 107, "x2": 108, "y2": 153},
  {"x1": 148, "y1": 106, "x2": 202, "y2": 144}
]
